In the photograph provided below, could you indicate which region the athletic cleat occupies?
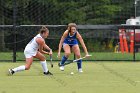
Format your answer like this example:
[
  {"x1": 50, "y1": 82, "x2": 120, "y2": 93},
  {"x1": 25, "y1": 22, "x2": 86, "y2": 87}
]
[
  {"x1": 44, "y1": 71, "x2": 53, "y2": 75},
  {"x1": 60, "y1": 66, "x2": 64, "y2": 71},
  {"x1": 8, "y1": 69, "x2": 15, "y2": 75},
  {"x1": 58, "y1": 62, "x2": 65, "y2": 71},
  {"x1": 78, "y1": 68, "x2": 83, "y2": 73},
  {"x1": 58, "y1": 63, "x2": 61, "y2": 67},
  {"x1": 58, "y1": 62, "x2": 64, "y2": 67}
]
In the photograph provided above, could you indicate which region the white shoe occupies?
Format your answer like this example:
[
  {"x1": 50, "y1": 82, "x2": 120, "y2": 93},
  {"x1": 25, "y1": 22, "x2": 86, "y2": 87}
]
[
  {"x1": 60, "y1": 66, "x2": 64, "y2": 71},
  {"x1": 78, "y1": 68, "x2": 83, "y2": 73},
  {"x1": 8, "y1": 69, "x2": 15, "y2": 75}
]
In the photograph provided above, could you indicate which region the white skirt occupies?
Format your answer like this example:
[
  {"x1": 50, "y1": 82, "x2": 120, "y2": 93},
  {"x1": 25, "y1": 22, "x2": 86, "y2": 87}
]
[{"x1": 24, "y1": 49, "x2": 37, "y2": 58}]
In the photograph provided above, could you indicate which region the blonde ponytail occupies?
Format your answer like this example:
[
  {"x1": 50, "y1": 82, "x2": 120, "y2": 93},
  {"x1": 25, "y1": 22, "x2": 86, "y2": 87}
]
[
  {"x1": 39, "y1": 26, "x2": 49, "y2": 34},
  {"x1": 67, "y1": 23, "x2": 77, "y2": 32}
]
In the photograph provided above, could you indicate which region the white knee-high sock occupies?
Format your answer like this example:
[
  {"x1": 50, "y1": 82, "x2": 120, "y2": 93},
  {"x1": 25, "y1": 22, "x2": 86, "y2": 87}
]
[
  {"x1": 12, "y1": 65, "x2": 25, "y2": 72},
  {"x1": 40, "y1": 60, "x2": 48, "y2": 73}
]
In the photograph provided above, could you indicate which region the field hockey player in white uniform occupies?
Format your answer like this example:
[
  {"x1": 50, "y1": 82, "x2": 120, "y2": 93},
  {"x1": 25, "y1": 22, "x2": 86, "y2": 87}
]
[{"x1": 8, "y1": 26, "x2": 53, "y2": 75}]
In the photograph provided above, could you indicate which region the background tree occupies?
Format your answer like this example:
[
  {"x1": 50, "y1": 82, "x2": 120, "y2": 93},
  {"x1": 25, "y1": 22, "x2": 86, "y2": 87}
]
[{"x1": 0, "y1": 0, "x2": 136, "y2": 51}]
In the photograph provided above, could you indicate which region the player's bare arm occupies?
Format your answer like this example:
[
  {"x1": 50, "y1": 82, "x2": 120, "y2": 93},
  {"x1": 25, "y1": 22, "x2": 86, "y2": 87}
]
[
  {"x1": 76, "y1": 32, "x2": 89, "y2": 56},
  {"x1": 58, "y1": 30, "x2": 68, "y2": 57},
  {"x1": 43, "y1": 43, "x2": 52, "y2": 55},
  {"x1": 36, "y1": 38, "x2": 49, "y2": 55}
]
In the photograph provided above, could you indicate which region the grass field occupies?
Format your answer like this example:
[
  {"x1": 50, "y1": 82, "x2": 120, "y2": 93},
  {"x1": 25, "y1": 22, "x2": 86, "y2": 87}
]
[
  {"x1": 1, "y1": 52, "x2": 140, "y2": 61},
  {"x1": 0, "y1": 61, "x2": 140, "y2": 93}
]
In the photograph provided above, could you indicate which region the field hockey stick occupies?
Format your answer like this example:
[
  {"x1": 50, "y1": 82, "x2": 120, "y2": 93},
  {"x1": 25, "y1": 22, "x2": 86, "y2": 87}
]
[
  {"x1": 50, "y1": 55, "x2": 53, "y2": 68},
  {"x1": 63, "y1": 55, "x2": 92, "y2": 66}
]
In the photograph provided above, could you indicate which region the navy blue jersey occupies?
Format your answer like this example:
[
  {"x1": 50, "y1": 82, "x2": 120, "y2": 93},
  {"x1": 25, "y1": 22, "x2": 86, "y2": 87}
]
[{"x1": 63, "y1": 31, "x2": 78, "y2": 45}]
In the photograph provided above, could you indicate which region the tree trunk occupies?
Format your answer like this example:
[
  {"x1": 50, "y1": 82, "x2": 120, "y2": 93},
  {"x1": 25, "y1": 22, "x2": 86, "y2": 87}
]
[
  {"x1": 0, "y1": 30, "x2": 5, "y2": 51},
  {"x1": 0, "y1": 0, "x2": 5, "y2": 51}
]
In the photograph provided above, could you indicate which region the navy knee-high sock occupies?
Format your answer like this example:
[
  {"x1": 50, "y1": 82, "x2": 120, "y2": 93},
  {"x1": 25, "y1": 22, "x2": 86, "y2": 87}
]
[
  {"x1": 77, "y1": 59, "x2": 82, "y2": 69},
  {"x1": 60, "y1": 56, "x2": 68, "y2": 66}
]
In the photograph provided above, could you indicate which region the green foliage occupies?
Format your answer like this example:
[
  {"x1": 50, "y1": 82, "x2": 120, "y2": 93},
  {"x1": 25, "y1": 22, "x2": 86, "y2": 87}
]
[
  {"x1": 0, "y1": 0, "x2": 135, "y2": 25},
  {"x1": 0, "y1": 0, "x2": 136, "y2": 52},
  {"x1": 61, "y1": 9, "x2": 86, "y2": 24}
]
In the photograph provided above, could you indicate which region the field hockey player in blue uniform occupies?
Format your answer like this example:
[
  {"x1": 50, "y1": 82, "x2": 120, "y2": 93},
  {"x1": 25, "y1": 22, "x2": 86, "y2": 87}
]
[{"x1": 57, "y1": 23, "x2": 89, "y2": 72}]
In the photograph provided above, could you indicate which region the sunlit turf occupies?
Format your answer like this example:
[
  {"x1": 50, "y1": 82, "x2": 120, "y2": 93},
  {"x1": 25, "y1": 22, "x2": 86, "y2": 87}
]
[{"x1": 0, "y1": 62, "x2": 140, "y2": 93}]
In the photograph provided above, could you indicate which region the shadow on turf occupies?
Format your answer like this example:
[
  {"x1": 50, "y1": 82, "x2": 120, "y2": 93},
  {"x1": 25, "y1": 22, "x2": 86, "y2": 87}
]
[
  {"x1": 96, "y1": 62, "x2": 137, "y2": 86},
  {"x1": 1, "y1": 91, "x2": 6, "y2": 93},
  {"x1": 32, "y1": 64, "x2": 68, "y2": 87}
]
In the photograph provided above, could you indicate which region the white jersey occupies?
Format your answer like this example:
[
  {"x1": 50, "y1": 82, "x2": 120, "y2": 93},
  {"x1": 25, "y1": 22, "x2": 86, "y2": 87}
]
[{"x1": 24, "y1": 34, "x2": 43, "y2": 58}]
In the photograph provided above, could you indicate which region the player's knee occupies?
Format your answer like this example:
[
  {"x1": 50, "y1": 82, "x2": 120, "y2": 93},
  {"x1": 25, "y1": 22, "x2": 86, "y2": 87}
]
[
  {"x1": 25, "y1": 65, "x2": 31, "y2": 70},
  {"x1": 39, "y1": 56, "x2": 46, "y2": 61},
  {"x1": 65, "y1": 52, "x2": 71, "y2": 56},
  {"x1": 76, "y1": 54, "x2": 81, "y2": 58}
]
